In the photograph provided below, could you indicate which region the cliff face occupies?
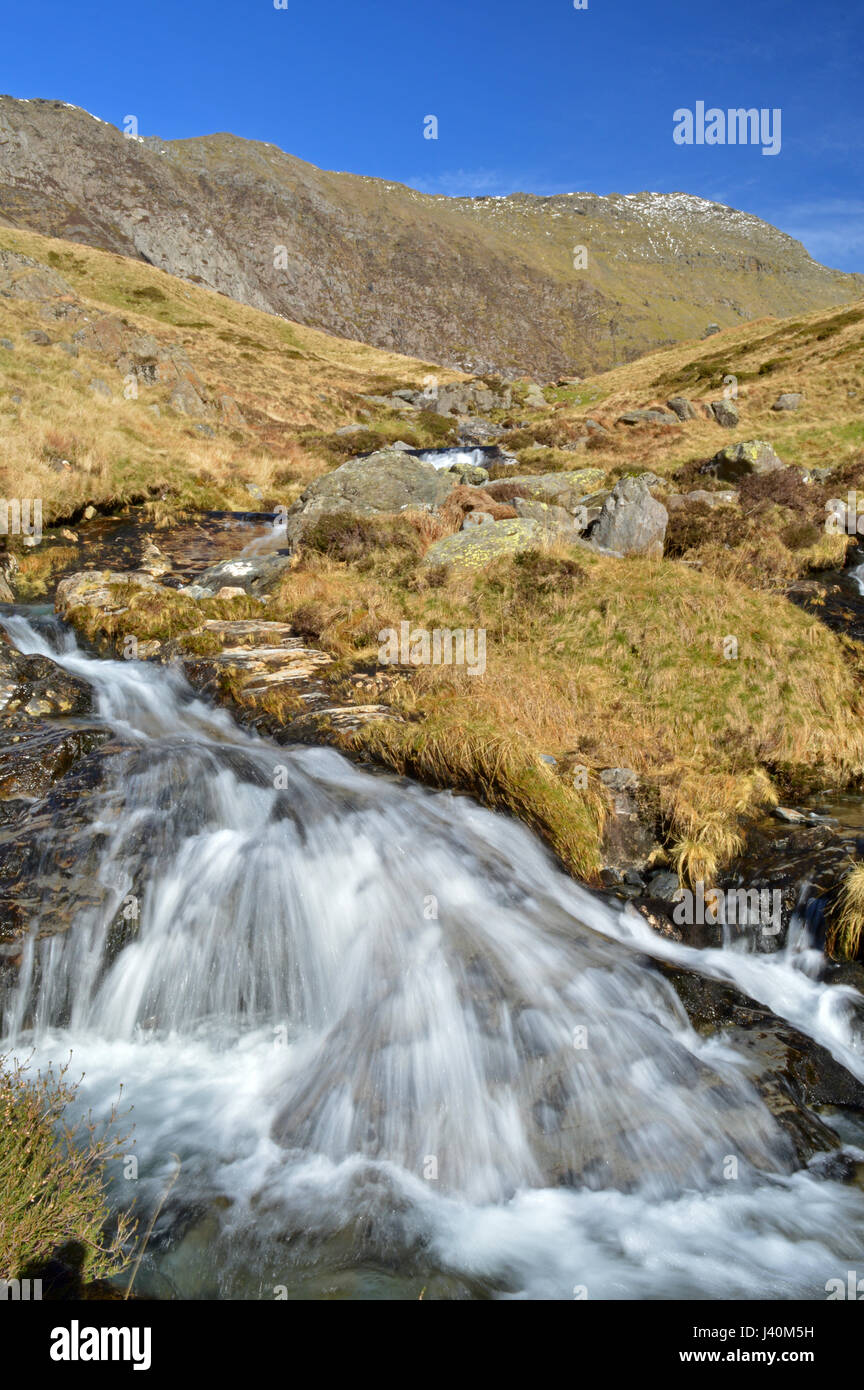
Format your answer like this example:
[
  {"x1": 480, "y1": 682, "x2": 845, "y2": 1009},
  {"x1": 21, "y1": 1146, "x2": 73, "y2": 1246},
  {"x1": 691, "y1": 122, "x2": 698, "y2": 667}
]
[{"x1": 1, "y1": 96, "x2": 860, "y2": 380}]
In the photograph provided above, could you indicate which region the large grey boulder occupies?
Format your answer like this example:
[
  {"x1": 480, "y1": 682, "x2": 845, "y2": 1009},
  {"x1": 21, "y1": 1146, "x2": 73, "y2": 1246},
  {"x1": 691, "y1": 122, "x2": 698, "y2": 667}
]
[
  {"x1": 703, "y1": 440, "x2": 784, "y2": 482},
  {"x1": 588, "y1": 475, "x2": 668, "y2": 557},
  {"x1": 666, "y1": 397, "x2": 698, "y2": 421},
  {"x1": 283, "y1": 448, "x2": 459, "y2": 547}
]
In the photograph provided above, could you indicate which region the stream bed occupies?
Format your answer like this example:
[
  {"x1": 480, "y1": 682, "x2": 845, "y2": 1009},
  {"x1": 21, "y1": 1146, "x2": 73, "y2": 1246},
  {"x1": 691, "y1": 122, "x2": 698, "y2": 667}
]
[{"x1": 2, "y1": 519, "x2": 864, "y2": 1300}]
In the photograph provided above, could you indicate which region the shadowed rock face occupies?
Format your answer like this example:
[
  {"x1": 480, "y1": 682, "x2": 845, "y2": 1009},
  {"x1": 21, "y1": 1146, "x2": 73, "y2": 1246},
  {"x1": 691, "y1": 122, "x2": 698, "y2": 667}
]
[{"x1": 1, "y1": 98, "x2": 862, "y2": 379}]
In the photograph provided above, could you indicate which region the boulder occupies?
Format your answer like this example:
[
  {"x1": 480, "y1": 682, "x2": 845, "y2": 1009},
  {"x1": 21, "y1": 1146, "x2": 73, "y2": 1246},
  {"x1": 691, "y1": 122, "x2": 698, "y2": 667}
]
[
  {"x1": 55, "y1": 569, "x2": 163, "y2": 620},
  {"x1": 283, "y1": 449, "x2": 459, "y2": 548},
  {"x1": 523, "y1": 383, "x2": 547, "y2": 409},
  {"x1": 704, "y1": 440, "x2": 784, "y2": 482},
  {"x1": 421, "y1": 518, "x2": 544, "y2": 571},
  {"x1": 181, "y1": 553, "x2": 292, "y2": 598},
  {"x1": 513, "y1": 498, "x2": 587, "y2": 542},
  {"x1": 491, "y1": 468, "x2": 606, "y2": 512},
  {"x1": 587, "y1": 476, "x2": 668, "y2": 557},
  {"x1": 617, "y1": 409, "x2": 679, "y2": 426},
  {"x1": 666, "y1": 397, "x2": 698, "y2": 421},
  {"x1": 0, "y1": 250, "x2": 74, "y2": 301},
  {"x1": 772, "y1": 393, "x2": 803, "y2": 412},
  {"x1": 710, "y1": 399, "x2": 739, "y2": 428},
  {"x1": 456, "y1": 417, "x2": 505, "y2": 445},
  {"x1": 0, "y1": 646, "x2": 94, "y2": 718}
]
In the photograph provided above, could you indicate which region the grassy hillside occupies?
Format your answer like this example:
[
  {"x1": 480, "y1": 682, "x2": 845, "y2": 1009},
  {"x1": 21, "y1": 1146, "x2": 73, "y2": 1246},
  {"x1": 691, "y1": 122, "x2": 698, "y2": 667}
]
[{"x1": 3, "y1": 224, "x2": 864, "y2": 908}]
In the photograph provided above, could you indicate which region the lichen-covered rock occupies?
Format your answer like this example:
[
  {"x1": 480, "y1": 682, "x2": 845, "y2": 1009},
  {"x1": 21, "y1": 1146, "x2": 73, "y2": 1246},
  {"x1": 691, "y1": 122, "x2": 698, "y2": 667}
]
[
  {"x1": 421, "y1": 518, "x2": 543, "y2": 571},
  {"x1": 704, "y1": 439, "x2": 784, "y2": 482},
  {"x1": 710, "y1": 399, "x2": 739, "y2": 428},
  {"x1": 495, "y1": 468, "x2": 607, "y2": 512},
  {"x1": 588, "y1": 476, "x2": 668, "y2": 557},
  {"x1": 513, "y1": 498, "x2": 587, "y2": 541}
]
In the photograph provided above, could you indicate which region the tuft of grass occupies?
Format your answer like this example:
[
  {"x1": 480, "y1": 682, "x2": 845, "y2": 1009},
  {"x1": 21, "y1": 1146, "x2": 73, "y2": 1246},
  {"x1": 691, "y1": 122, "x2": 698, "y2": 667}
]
[
  {"x1": 826, "y1": 862, "x2": 864, "y2": 960},
  {"x1": 0, "y1": 1054, "x2": 134, "y2": 1284}
]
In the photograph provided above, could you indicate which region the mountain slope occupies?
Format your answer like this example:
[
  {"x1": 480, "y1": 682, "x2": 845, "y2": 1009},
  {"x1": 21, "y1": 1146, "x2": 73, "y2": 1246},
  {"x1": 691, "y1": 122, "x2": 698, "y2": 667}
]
[{"x1": 0, "y1": 97, "x2": 861, "y2": 381}]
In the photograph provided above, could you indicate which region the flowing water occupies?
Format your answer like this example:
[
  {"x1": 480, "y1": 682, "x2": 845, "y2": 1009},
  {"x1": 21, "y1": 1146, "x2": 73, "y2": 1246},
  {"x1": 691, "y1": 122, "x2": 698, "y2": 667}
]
[{"x1": 2, "y1": 611, "x2": 864, "y2": 1299}]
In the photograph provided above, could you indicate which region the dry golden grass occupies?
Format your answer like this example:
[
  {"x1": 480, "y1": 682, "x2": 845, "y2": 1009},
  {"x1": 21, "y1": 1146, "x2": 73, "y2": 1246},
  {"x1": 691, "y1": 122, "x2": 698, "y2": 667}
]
[{"x1": 827, "y1": 862, "x2": 864, "y2": 960}]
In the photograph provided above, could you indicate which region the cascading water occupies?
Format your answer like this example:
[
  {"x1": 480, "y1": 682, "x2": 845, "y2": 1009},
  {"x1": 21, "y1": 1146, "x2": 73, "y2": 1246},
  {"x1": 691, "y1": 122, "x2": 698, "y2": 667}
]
[{"x1": 3, "y1": 611, "x2": 864, "y2": 1299}]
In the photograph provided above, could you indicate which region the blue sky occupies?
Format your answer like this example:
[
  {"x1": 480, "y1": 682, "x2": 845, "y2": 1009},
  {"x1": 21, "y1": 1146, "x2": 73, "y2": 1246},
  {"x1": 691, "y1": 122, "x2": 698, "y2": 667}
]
[{"x1": 2, "y1": 0, "x2": 862, "y2": 269}]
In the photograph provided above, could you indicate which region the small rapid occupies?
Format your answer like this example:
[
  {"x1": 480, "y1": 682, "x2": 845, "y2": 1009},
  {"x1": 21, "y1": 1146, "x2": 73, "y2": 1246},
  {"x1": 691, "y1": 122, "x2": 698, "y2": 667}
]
[{"x1": 2, "y1": 611, "x2": 864, "y2": 1299}]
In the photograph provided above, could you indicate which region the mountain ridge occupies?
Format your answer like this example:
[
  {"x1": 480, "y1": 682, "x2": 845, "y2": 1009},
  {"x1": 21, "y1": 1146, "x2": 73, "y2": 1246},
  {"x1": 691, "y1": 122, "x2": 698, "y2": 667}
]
[{"x1": 0, "y1": 96, "x2": 861, "y2": 380}]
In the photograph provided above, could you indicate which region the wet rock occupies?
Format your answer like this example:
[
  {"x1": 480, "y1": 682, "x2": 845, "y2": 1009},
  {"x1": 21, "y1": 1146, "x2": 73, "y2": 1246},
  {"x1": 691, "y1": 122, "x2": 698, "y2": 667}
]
[
  {"x1": 703, "y1": 439, "x2": 784, "y2": 482},
  {"x1": 420, "y1": 518, "x2": 544, "y2": 572},
  {"x1": 710, "y1": 399, "x2": 739, "y2": 428},
  {"x1": 587, "y1": 475, "x2": 668, "y2": 557},
  {"x1": 0, "y1": 720, "x2": 109, "y2": 798},
  {"x1": 0, "y1": 645, "x2": 94, "y2": 717},
  {"x1": 662, "y1": 967, "x2": 864, "y2": 1164},
  {"x1": 180, "y1": 553, "x2": 292, "y2": 597}
]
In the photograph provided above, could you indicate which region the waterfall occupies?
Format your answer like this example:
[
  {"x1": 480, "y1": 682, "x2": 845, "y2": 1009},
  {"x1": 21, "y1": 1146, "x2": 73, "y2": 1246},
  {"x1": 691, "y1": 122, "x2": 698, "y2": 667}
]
[{"x1": 2, "y1": 611, "x2": 864, "y2": 1299}]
